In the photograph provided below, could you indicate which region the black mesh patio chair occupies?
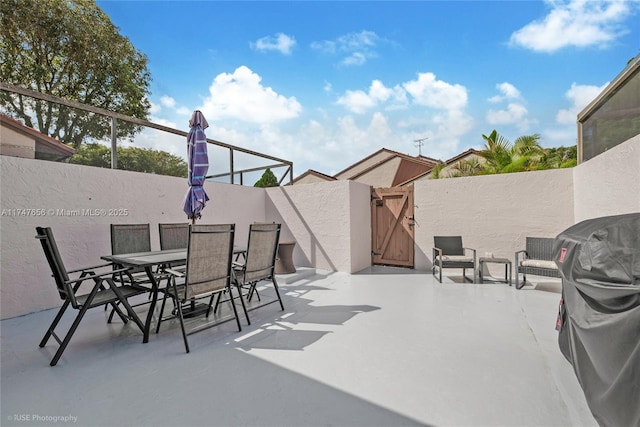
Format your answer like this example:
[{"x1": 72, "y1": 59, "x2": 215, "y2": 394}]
[
  {"x1": 158, "y1": 223, "x2": 189, "y2": 272},
  {"x1": 159, "y1": 223, "x2": 190, "y2": 250},
  {"x1": 432, "y1": 236, "x2": 477, "y2": 283},
  {"x1": 221, "y1": 223, "x2": 284, "y2": 325},
  {"x1": 110, "y1": 223, "x2": 153, "y2": 284},
  {"x1": 155, "y1": 224, "x2": 246, "y2": 353},
  {"x1": 35, "y1": 227, "x2": 147, "y2": 366}
]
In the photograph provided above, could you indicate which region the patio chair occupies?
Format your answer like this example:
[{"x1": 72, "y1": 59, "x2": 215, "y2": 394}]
[
  {"x1": 222, "y1": 223, "x2": 284, "y2": 325},
  {"x1": 107, "y1": 223, "x2": 158, "y2": 313},
  {"x1": 159, "y1": 222, "x2": 189, "y2": 272},
  {"x1": 110, "y1": 223, "x2": 153, "y2": 284},
  {"x1": 514, "y1": 237, "x2": 560, "y2": 289},
  {"x1": 155, "y1": 224, "x2": 246, "y2": 353},
  {"x1": 159, "y1": 223, "x2": 189, "y2": 250},
  {"x1": 432, "y1": 236, "x2": 477, "y2": 283},
  {"x1": 35, "y1": 227, "x2": 147, "y2": 366}
]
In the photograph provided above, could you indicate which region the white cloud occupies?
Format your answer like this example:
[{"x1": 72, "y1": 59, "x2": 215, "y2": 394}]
[
  {"x1": 252, "y1": 33, "x2": 296, "y2": 55},
  {"x1": 403, "y1": 72, "x2": 468, "y2": 111},
  {"x1": 155, "y1": 95, "x2": 190, "y2": 117},
  {"x1": 509, "y1": 0, "x2": 634, "y2": 52},
  {"x1": 486, "y1": 103, "x2": 536, "y2": 131},
  {"x1": 336, "y1": 80, "x2": 405, "y2": 114},
  {"x1": 149, "y1": 101, "x2": 161, "y2": 114},
  {"x1": 160, "y1": 96, "x2": 176, "y2": 108},
  {"x1": 556, "y1": 82, "x2": 609, "y2": 124},
  {"x1": 488, "y1": 82, "x2": 521, "y2": 103},
  {"x1": 311, "y1": 30, "x2": 381, "y2": 66},
  {"x1": 198, "y1": 66, "x2": 302, "y2": 124}
]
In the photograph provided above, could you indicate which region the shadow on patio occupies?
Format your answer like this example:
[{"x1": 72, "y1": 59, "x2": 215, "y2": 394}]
[{"x1": 1, "y1": 268, "x2": 596, "y2": 427}]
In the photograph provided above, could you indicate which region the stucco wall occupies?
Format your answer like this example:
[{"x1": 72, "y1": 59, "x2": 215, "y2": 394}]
[
  {"x1": 0, "y1": 156, "x2": 266, "y2": 319},
  {"x1": 573, "y1": 134, "x2": 640, "y2": 223},
  {"x1": 265, "y1": 180, "x2": 371, "y2": 273},
  {"x1": 413, "y1": 168, "x2": 576, "y2": 273},
  {"x1": 2, "y1": 135, "x2": 637, "y2": 319}
]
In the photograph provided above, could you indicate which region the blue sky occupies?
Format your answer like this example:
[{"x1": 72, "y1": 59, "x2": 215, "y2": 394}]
[{"x1": 97, "y1": 0, "x2": 639, "y2": 179}]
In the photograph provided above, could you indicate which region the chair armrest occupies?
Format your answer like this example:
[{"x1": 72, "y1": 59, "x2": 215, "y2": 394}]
[
  {"x1": 164, "y1": 268, "x2": 185, "y2": 278},
  {"x1": 67, "y1": 262, "x2": 117, "y2": 274},
  {"x1": 463, "y1": 247, "x2": 476, "y2": 257},
  {"x1": 66, "y1": 266, "x2": 132, "y2": 284},
  {"x1": 515, "y1": 249, "x2": 528, "y2": 266}
]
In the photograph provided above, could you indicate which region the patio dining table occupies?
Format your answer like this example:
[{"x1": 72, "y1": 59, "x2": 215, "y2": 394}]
[{"x1": 102, "y1": 247, "x2": 246, "y2": 343}]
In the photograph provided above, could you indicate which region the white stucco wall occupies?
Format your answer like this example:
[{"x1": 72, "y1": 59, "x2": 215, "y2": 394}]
[
  {"x1": 2, "y1": 135, "x2": 637, "y2": 319},
  {"x1": 265, "y1": 180, "x2": 371, "y2": 273},
  {"x1": 412, "y1": 169, "x2": 576, "y2": 273},
  {"x1": 573, "y1": 135, "x2": 640, "y2": 223},
  {"x1": 0, "y1": 156, "x2": 266, "y2": 319}
]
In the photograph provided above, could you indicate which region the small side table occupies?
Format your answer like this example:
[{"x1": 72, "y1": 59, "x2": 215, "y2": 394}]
[
  {"x1": 275, "y1": 241, "x2": 296, "y2": 274},
  {"x1": 478, "y1": 257, "x2": 512, "y2": 285}
]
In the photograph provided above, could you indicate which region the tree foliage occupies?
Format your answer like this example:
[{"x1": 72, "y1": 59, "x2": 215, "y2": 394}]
[
  {"x1": 70, "y1": 143, "x2": 187, "y2": 177},
  {"x1": 431, "y1": 129, "x2": 577, "y2": 179},
  {"x1": 0, "y1": 0, "x2": 152, "y2": 149},
  {"x1": 254, "y1": 168, "x2": 279, "y2": 187}
]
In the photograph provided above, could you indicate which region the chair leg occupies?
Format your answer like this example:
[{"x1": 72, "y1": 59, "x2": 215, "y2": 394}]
[
  {"x1": 516, "y1": 272, "x2": 526, "y2": 290},
  {"x1": 155, "y1": 290, "x2": 170, "y2": 334},
  {"x1": 40, "y1": 301, "x2": 71, "y2": 348},
  {"x1": 272, "y1": 277, "x2": 285, "y2": 311},
  {"x1": 49, "y1": 304, "x2": 91, "y2": 366},
  {"x1": 175, "y1": 302, "x2": 189, "y2": 354},
  {"x1": 213, "y1": 292, "x2": 223, "y2": 314},
  {"x1": 226, "y1": 286, "x2": 242, "y2": 332},
  {"x1": 235, "y1": 282, "x2": 251, "y2": 325},
  {"x1": 107, "y1": 301, "x2": 130, "y2": 324},
  {"x1": 114, "y1": 295, "x2": 145, "y2": 334}
]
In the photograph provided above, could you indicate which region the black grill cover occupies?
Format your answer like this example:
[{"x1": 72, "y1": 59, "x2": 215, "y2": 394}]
[{"x1": 553, "y1": 212, "x2": 640, "y2": 427}]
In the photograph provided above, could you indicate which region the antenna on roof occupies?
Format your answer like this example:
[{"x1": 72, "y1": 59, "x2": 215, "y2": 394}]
[{"x1": 413, "y1": 137, "x2": 429, "y2": 156}]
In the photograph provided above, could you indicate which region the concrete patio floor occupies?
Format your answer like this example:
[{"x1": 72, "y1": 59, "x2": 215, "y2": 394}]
[{"x1": 1, "y1": 267, "x2": 597, "y2": 427}]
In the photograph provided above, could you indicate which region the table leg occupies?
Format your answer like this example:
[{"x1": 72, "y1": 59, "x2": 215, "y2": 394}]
[{"x1": 143, "y1": 265, "x2": 159, "y2": 344}]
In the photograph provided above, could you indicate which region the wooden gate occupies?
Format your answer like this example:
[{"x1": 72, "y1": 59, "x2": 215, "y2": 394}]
[{"x1": 371, "y1": 186, "x2": 415, "y2": 268}]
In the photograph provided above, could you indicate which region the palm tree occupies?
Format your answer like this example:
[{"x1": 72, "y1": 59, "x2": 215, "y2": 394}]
[
  {"x1": 450, "y1": 158, "x2": 483, "y2": 177},
  {"x1": 479, "y1": 130, "x2": 547, "y2": 173},
  {"x1": 479, "y1": 130, "x2": 513, "y2": 173},
  {"x1": 429, "y1": 162, "x2": 446, "y2": 179}
]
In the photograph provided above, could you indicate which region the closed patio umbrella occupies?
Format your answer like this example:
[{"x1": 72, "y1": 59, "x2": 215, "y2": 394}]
[{"x1": 183, "y1": 110, "x2": 210, "y2": 223}]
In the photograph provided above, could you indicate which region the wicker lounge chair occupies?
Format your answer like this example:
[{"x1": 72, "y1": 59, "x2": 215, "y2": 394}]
[
  {"x1": 514, "y1": 237, "x2": 560, "y2": 289},
  {"x1": 432, "y1": 236, "x2": 477, "y2": 283}
]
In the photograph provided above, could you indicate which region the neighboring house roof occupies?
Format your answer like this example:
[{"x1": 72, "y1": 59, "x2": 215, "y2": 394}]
[
  {"x1": 443, "y1": 148, "x2": 481, "y2": 165},
  {"x1": 0, "y1": 114, "x2": 75, "y2": 160},
  {"x1": 401, "y1": 148, "x2": 483, "y2": 184},
  {"x1": 293, "y1": 147, "x2": 482, "y2": 187},
  {"x1": 332, "y1": 147, "x2": 438, "y2": 187},
  {"x1": 292, "y1": 169, "x2": 337, "y2": 185}
]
